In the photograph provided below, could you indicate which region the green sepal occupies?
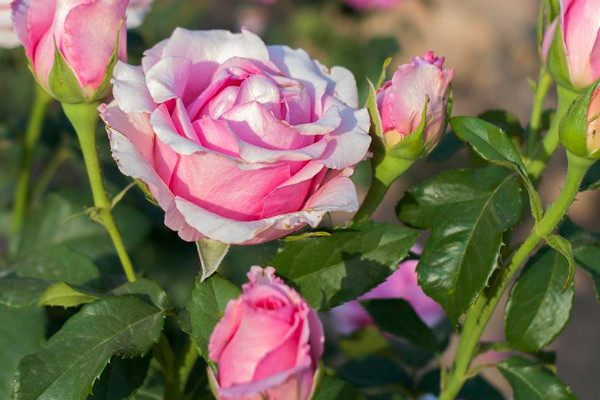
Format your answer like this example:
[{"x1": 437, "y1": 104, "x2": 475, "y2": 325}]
[
  {"x1": 559, "y1": 82, "x2": 600, "y2": 159},
  {"x1": 545, "y1": 22, "x2": 574, "y2": 91},
  {"x1": 387, "y1": 96, "x2": 429, "y2": 160},
  {"x1": 537, "y1": 0, "x2": 561, "y2": 56},
  {"x1": 48, "y1": 42, "x2": 85, "y2": 104},
  {"x1": 375, "y1": 57, "x2": 392, "y2": 90}
]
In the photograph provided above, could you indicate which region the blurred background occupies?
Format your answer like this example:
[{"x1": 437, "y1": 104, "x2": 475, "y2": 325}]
[{"x1": 0, "y1": 0, "x2": 598, "y2": 398}]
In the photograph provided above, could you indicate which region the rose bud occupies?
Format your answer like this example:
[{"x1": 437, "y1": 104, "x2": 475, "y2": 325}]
[
  {"x1": 101, "y1": 28, "x2": 370, "y2": 245},
  {"x1": 126, "y1": 0, "x2": 154, "y2": 29},
  {"x1": 11, "y1": 0, "x2": 128, "y2": 103},
  {"x1": 208, "y1": 266, "x2": 324, "y2": 400},
  {"x1": 560, "y1": 82, "x2": 600, "y2": 159},
  {"x1": 330, "y1": 257, "x2": 445, "y2": 335},
  {"x1": 541, "y1": 0, "x2": 600, "y2": 90},
  {"x1": 0, "y1": 0, "x2": 20, "y2": 49},
  {"x1": 376, "y1": 51, "x2": 454, "y2": 157}
]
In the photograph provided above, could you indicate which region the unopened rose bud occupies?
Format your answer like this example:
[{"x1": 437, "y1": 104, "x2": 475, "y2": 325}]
[
  {"x1": 12, "y1": 0, "x2": 128, "y2": 103},
  {"x1": 541, "y1": 0, "x2": 600, "y2": 90},
  {"x1": 377, "y1": 51, "x2": 454, "y2": 158},
  {"x1": 560, "y1": 82, "x2": 600, "y2": 159}
]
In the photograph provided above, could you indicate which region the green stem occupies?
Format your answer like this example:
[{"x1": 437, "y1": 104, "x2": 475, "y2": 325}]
[
  {"x1": 62, "y1": 102, "x2": 136, "y2": 283},
  {"x1": 353, "y1": 154, "x2": 415, "y2": 223},
  {"x1": 10, "y1": 86, "x2": 52, "y2": 242},
  {"x1": 439, "y1": 151, "x2": 593, "y2": 400},
  {"x1": 177, "y1": 339, "x2": 200, "y2": 393},
  {"x1": 525, "y1": 68, "x2": 553, "y2": 155},
  {"x1": 527, "y1": 85, "x2": 579, "y2": 180}
]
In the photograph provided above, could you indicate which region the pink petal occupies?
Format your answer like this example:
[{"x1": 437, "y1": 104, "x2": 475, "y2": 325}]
[
  {"x1": 111, "y1": 62, "x2": 156, "y2": 113},
  {"x1": 145, "y1": 56, "x2": 191, "y2": 104},
  {"x1": 62, "y1": 0, "x2": 128, "y2": 89}
]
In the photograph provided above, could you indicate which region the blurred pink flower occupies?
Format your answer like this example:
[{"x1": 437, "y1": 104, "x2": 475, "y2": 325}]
[
  {"x1": 330, "y1": 257, "x2": 445, "y2": 335},
  {"x1": 0, "y1": 0, "x2": 19, "y2": 48},
  {"x1": 343, "y1": 0, "x2": 403, "y2": 12}
]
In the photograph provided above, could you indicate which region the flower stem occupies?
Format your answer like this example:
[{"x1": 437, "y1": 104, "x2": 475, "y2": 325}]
[
  {"x1": 10, "y1": 86, "x2": 52, "y2": 243},
  {"x1": 525, "y1": 68, "x2": 553, "y2": 155},
  {"x1": 353, "y1": 154, "x2": 414, "y2": 223},
  {"x1": 526, "y1": 85, "x2": 579, "y2": 180},
  {"x1": 62, "y1": 102, "x2": 136, "y2": 283},
  {"x1": 439, "y1": 150, "x2": 593, "y2": 400}
]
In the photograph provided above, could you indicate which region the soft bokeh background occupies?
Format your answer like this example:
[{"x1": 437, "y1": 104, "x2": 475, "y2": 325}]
[{"x1": 1, "y1": 0, "x2": 598, "y2": 398}]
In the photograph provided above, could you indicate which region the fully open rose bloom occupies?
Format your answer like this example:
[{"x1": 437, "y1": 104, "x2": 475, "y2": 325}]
[
  {"x1": 377, "y1": 51, "x2": 454, "y2": 152},
  {"x1": 330, "y1": 258, "x2": 445, "y2": 335},
  {"x1": 101, "y1": 28, "x2": 370, "y2": 245},
  {"x1": 1, "y1": 0, "x2": 19, "y2": 48},
  {"x1": 542, "y1": 0, "x2": 600, "y2": 89},
  {"x1": 208, "y1": 266, "x2": 324, "y2": 400},
  {"x1": 12, "y1": 0, "x2": 128, "y2": 101}
]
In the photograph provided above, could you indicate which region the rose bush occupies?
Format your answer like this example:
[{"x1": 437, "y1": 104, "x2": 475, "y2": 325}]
[
  {"x1": 101, "y1": 28, "x2": 370, "y2": 245},
  {"x1": 208, "y1": 266, "x2": 324, "y2": 400},
  {"x1": 12, "y1": 0, "x2": 128, "y2": 102}
]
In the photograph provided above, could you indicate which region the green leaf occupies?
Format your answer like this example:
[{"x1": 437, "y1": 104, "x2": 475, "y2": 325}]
[
  {"x1": 310, "y1": 375, "x2": 366, "y2": 400},
  {"x1": 397, "y1": 166, "x2": 523, "y2": 323},
  {"x1": 338, "y1": 326, "x2": 390, "y2": 359},
  {"x1": 451, "y1": 116, "x2": 542, "y2": 220},
  {"x1": 0, "y1": 305, "x2": 45, "y2": 399},
  {"x1": 361, "y1": 299, "x2": 439, "y2": 353},
  {"x1": 338, "y1": 355, "x2": 411, "y2": 388},
  {"x1": 14, "y1": 245, "x2": 100, "y2": 285},
  {"x1": 189, "y1": 273, "x2": 241, "y2": 362},
  {"x1": 13, "y1": 297, "x2": 165, "y2": 400},
  {"x1": 88, "y1": 356, "x2": 151, "y2": 400},
  {"x1": 39, "y1": 282, "x2": 99, "y2": 308},
  {"x1": 0, "y1": 278, "x2": 51, "y2": 308},
  {"x1": 196, "y1": 238, "x2": 230, "y2": 282},
  {"x1": 18, "y1": 193, "x2": 150, "y2": 259},
  {"x1": 546, "y1": 234, "x2": 576, "y2": 290},
  {"x1": 505, "y1": 249, "x2": 574, "y2": 352},
  {"x1": 497, "y1": 356, "x2": 577, "y2": 400},
  {"x1": 271, "y1": 221, "x2": 418, "y2": 310},
  {"x1": 111, "y1": 278, "x2": 172, "y2": 311}
]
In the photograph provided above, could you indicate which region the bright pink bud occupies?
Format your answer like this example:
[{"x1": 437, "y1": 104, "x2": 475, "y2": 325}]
[
  {"x1": 0, "y1": 0, "x2": 20, "y2": 49},
  {"x1": 209, "y1": 267, "x2": 324, "y2": 400},
  {"x1": 330, "y1": 258, "x2": 445, "y2": 336},
  {"x1": 542, "y1": 0, "x2": 600, "y2": 89},
  {"x1": 11, "y1": 0, "x2": 128, "y2": 102},
  {"x1": 377, "y1": 52, "x2": 454, "y2": 151}
]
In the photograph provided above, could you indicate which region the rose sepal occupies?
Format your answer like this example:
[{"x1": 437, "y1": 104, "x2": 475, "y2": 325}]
[
  {"x1": 544, "y1": 22, "x2": 574, "y2": 91},
  {"x1": 47, "y1": 19, "x2": 123, "y2": 104},
  {"x1": 559, "y1": 80, "x2": 600, "y2": 159}
]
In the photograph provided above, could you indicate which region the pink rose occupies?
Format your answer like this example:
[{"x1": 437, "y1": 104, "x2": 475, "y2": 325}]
[
  {"x1": 12, "y1": 0, "x2": 128, "y2": 101},
  {"x1": 126, "y1": 0, "x2": 154, "y2": 29},
  {"x1": 100, "y1": 28, "x2": 370, "y2": 245},
  {"x1": 542, "y1": 0, "x2": 600, "y2": 89},
  {"x1": 0, "y1": 0, "x2": 19, "y2": 49},
  {"x1": 330, "y1": 258, "x2": 445, "y2": 335},
  {"x1": 343, "y1": 0, "x2": 403, "y2": 12},
  {"x1": 208, "y1": 266, "x2": 324, "y2": 400},
  {"x1": 377, "y1": 52, "x2": 454, "y2": 151}
]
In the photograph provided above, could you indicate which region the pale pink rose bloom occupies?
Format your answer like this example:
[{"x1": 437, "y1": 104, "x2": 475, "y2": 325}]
[
  {"x1": 100, "y1": 28, "x2": 370, "y2": 245},
  {"x1": 330, "y1": 259, "x2": 445, "y2": 335},
  {"x1": 11, "y1": 0, "x2": 127, "y2": 97},
  {"x1": 377, "y1": 51, "x2": 454, "y2": 149},
  {"x1": 126, "y1": 0, "x2": 154, "y2": 29},
  {"x1": 542, "y1": 0, "x2": 600, "y2": 89},
  {"x1": 343, "y1": 0, "x2": 403, "y2": 11},
  {"x1": 209, "y1": 266, "x2": 324, "y2": 400},
  {"x1": 0, "y1": 0, "x2": 19, "y2": 49}
]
